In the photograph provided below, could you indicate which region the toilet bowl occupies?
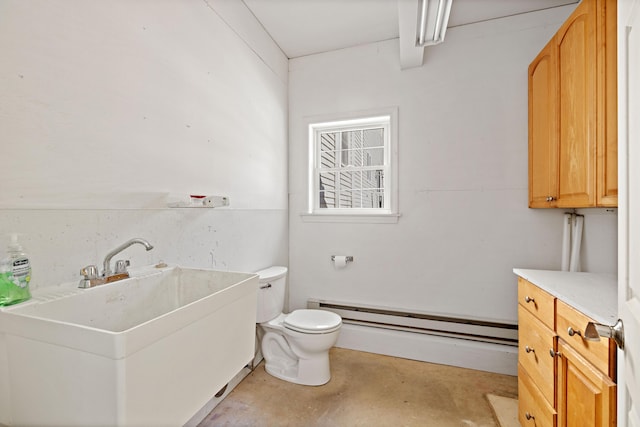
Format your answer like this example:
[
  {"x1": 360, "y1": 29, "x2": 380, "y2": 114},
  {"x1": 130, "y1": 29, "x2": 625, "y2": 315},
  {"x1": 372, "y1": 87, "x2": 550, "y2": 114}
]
[{"x1": 256, "y1": 266, "x2": 342, "y2": 386}]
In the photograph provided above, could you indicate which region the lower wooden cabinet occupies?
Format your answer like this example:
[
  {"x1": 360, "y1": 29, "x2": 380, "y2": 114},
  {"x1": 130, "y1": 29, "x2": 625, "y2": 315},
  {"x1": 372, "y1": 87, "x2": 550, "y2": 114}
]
[{"x1": 517, "y1": 277, "x2": 617, "y2": 427}]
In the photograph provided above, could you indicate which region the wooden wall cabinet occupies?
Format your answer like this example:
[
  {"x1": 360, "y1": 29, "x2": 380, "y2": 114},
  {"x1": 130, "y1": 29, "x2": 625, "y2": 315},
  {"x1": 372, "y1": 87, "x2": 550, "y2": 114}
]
[
  {"x1": 517, "y1": 277, "x2": 617, "y2": 427},
  {"x1": 528, "y1": 0, "x2": 617, "y2": 208}
]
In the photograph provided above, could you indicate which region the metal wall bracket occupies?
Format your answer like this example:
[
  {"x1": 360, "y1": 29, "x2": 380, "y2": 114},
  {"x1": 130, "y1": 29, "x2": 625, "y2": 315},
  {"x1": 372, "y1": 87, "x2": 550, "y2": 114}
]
[{"x1": 330, "y1": 255, "x2": 354, "y2": 263}]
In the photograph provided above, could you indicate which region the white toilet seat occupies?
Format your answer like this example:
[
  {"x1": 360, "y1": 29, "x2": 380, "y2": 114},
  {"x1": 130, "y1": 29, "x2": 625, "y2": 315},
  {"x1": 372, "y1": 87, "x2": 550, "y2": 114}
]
[
  {"x1": 263, "y1": 310, "x2": 342, "y2": 334},
  {"x1": 284, "y1": 309, "x2": 342, "y2": 334}
]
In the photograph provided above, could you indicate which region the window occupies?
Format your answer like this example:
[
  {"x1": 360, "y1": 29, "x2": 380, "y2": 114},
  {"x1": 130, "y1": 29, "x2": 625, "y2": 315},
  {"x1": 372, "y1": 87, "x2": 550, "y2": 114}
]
[{"x1": 306, "y1": 109, "x2": 398, "y2": 223}]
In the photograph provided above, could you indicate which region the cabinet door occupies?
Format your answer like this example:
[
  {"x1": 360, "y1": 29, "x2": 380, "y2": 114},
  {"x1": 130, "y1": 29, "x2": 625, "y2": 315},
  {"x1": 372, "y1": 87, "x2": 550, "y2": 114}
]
[
  {"x1": 556, "y1": 339, "x2": 616, "y2": 427},
  {"x1": 555, "y1": 0, "x2": 597, "y2": 207},
  {"x1": 528, "y1": 40, "x2": 558, "y2": 208},
  {"x1": 596, "y1": 0, "x2": 618, "y2": 206}
]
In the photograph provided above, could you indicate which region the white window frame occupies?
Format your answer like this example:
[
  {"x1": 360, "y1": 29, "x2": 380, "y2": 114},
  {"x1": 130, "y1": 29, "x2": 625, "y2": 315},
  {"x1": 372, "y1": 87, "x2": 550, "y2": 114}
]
[{"x1": 302, "y1": 107, "x2": 399, "y2": 223}]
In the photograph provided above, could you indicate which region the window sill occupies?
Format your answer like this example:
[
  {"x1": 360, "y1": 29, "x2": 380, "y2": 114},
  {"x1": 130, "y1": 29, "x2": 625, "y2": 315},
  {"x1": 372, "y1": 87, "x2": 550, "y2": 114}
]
[{"x1": 300, "y1": 212, "x2": 401, "y2": 224}]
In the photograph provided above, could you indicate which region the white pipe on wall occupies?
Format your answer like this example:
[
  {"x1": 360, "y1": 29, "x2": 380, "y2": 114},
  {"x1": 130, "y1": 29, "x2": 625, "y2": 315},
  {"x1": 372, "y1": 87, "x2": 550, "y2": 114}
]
[
  {"x1": 569, "y1": 214, "x2": 584, "y2": 272},
  {"x1": 561, "y1": 213, "x2": 572, "y2": 271}
]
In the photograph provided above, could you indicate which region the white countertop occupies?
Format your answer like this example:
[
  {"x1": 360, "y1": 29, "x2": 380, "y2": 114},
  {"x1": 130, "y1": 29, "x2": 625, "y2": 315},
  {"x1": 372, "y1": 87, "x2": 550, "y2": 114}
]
[{"x1": 513, "y1": 268, "x2": 618, "y2": 325}]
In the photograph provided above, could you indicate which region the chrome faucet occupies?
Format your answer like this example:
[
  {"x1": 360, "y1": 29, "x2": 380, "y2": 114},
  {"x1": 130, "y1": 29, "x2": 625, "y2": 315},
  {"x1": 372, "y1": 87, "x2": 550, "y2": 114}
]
[
  {"x1": 79, "y1": 238, "x2": 154, "y2": 288},
  {"x1": 102, "y1": 238, "x2": 154, "y2": 277}
]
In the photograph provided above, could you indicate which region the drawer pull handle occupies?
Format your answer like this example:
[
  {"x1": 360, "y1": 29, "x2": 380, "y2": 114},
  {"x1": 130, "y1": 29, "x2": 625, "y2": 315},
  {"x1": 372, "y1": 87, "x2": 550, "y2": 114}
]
[
  {"x1": 549, "y1": 349, "x2": 562, "y2": 358},
  {"x1": 525, "y1": 346, "x2": 535, "y2": 353},
  {"x1": 525, "y1": 412, "x2": 535, "y2": 421},
  {"x1": 567, "y1": 327, "x2": 582, "y2": 337},
  {"x1": 524, "y1": 296, "x2": 535, "y2": 304}
]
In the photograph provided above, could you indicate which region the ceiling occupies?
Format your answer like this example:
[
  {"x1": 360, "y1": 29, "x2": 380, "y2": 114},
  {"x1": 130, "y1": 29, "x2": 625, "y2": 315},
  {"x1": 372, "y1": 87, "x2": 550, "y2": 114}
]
[{"x1": 243, "y1": 0, "x2": 579, "y2": 59}]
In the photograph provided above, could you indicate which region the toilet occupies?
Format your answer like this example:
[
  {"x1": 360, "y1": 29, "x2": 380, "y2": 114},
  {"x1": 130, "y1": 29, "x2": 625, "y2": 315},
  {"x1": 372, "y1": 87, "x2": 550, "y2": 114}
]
[{"x1": 256, "y1": 266, "x2": 342, "y2": 386}]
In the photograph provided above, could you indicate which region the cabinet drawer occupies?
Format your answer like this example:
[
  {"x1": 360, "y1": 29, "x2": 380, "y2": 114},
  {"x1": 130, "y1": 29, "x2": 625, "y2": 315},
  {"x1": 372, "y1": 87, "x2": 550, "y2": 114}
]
[
  {"x1": 518, "y1": 364, "x2": 557, "y2": 427},
  {"x1": 556, "y1": 300, "x2": 616, "y2": 378},
  {"x1": 519, "y1": 305, "x2": 556, "y2": 404},
  {"x1": 518, "y1": 277, "x2": 555, "y2": 329}
]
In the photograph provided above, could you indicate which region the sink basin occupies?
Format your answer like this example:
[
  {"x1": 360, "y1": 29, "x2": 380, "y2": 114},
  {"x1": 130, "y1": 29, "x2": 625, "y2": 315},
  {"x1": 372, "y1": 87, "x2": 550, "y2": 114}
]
[{"x1": 0, "y1": 265, "x2": 258, "y2": 426}]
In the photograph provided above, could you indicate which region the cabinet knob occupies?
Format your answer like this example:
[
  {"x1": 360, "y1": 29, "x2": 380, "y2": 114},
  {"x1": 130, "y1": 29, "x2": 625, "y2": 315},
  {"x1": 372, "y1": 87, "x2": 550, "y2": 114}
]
[
  {"x1": 549, "y1": 349, "x2": 562, "y2": 358},
  {"x1": 546, "y1": 196, "x2": 556, "y2": 202},
  {"x1": 524, "y1": 296, "x2": 535, "y2": 304},
  {"x1": 525, "y1": 412, "x2": 535, "y2": 421},
  {"x1": 567, "y1": 326, "x2": 582, "y2": 337},
  {"x1": 525, "y1": 346, "x2": 535, "y2": 354}
]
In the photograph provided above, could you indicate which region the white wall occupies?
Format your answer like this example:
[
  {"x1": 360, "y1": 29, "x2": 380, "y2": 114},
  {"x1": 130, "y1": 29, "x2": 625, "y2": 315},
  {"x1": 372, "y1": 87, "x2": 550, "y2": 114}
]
[
  {"x1": 0, "y1": 0, "x2": 288, "y2": 283},
  {"x1": 0, "y1": 0, "x2": 287, "y2": 209},
  {"x1": 288, "y1": 6, "x2": 618, "y2": 328},
  {"x1": 0, "y1": 1, "x2": 288, "y2": 424}
]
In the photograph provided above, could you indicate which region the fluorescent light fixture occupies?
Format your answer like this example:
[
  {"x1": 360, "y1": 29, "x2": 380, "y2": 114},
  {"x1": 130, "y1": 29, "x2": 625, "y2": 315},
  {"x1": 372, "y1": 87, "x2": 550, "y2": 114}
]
[{"x1": 416, "y1": 0, "x2": 453, "y2": 46}]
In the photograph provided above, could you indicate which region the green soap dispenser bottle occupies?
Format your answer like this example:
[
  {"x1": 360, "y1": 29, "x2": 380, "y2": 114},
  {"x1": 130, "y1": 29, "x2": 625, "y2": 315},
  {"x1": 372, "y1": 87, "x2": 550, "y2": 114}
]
[{"x1": 0, "y1": 233, "x2": 32, "y2": 306}]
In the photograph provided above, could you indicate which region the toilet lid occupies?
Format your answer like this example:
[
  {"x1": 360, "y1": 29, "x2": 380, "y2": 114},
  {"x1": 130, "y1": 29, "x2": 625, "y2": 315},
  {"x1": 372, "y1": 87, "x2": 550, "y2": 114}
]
[{"x1": 284, "y1": 309, "x2": 342, "y2": 334}]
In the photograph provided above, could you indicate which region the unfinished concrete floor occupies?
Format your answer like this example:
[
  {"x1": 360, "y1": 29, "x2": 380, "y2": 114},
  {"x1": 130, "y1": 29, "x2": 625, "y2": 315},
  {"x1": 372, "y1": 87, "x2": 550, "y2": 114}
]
[{"x1": 199, "y1": 348, "x2": 518, "y2": 427}]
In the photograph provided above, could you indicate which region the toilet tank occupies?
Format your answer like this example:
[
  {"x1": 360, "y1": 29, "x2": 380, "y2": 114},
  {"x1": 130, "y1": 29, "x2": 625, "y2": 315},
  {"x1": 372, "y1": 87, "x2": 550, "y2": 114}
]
[{"x1": 255, "y1": 266, "x2": 288, "y2": 323}]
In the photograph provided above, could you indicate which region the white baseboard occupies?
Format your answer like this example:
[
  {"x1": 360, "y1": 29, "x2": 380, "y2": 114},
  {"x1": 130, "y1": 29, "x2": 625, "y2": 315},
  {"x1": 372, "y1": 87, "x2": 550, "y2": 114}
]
[{"x1": 335, "y1": 323, "x2": 518, "y2": 376}]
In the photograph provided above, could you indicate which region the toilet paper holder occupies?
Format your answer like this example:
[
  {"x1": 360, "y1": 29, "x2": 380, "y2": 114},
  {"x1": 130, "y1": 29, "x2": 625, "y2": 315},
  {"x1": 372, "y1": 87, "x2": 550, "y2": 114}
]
[{"x1": 330, "y1": 255, "x2": 354, "y2": 263}]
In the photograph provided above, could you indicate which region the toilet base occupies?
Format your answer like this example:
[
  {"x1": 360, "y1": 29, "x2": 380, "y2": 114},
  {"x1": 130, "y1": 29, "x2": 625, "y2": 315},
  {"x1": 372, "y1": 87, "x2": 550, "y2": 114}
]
[
  {"x1": 259, "y1": 314, "x2": 341, "y2": 386},
  {"x1": 263, "y1": 352, "x2": 331, "y2": 386}
]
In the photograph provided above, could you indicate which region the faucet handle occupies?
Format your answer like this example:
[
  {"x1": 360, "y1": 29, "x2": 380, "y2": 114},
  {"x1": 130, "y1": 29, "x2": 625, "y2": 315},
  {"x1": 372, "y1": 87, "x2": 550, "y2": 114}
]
[
  {"x1": 79, "y1": 265, "x2": 99, "y2": 289},
  {"x1": 80, "y1": 265, "x2": 99, "y2": 279},
  {"x1": 114, "y1": 259, "x2": 130, "y2": 275}
]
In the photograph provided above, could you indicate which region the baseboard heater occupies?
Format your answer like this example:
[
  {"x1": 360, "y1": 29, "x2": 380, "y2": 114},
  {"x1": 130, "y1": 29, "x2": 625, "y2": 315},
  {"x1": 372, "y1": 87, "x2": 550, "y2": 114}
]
[{"x1": 307, "y1": 299, "x2": 518, "y2": 346}]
